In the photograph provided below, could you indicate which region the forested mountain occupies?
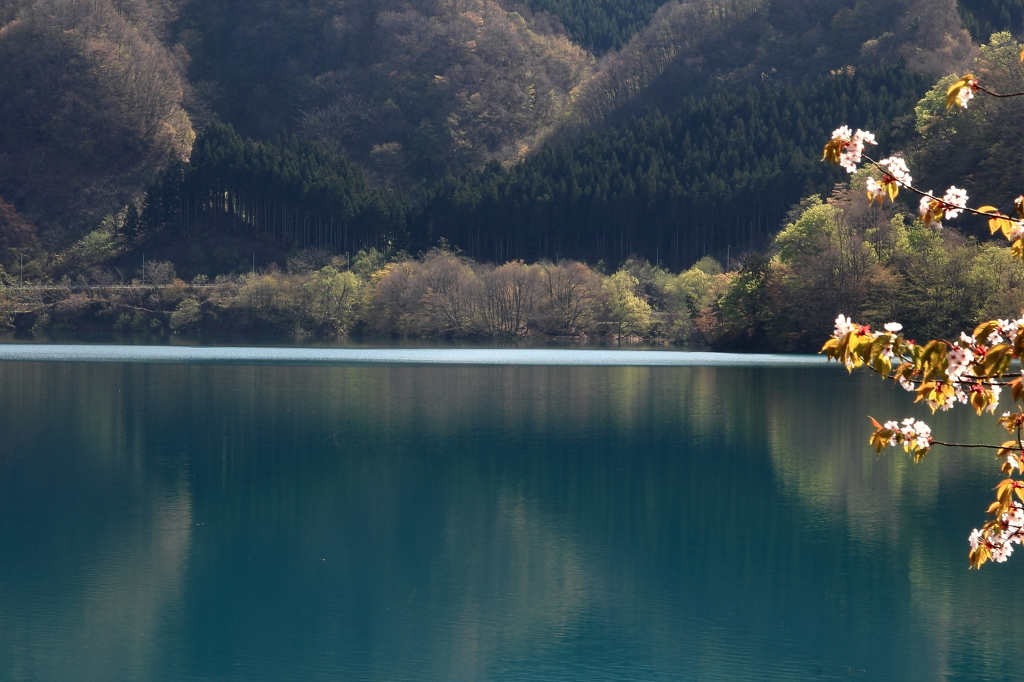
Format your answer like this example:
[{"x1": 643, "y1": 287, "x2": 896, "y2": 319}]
[
  {"x1": 175, "y1": 0, "x2": 593, "y2": 184},
  {"x1": 139, "y1": 123, "x2": 409, "y2": 255},
  {"x1": 567, "y1": 0, "x2": 972, "y2": 133},
  {"x1": 412, "y1": 66, "x2": 930, "y2": 269},
  {"x1": 0, "y1": 0, "x2": 1005, "y2": 283}
]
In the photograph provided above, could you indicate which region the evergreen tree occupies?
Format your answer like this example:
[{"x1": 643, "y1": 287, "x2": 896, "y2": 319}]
[{"x1": 413, "y1": 66, "x2": 930, "y2": 269}]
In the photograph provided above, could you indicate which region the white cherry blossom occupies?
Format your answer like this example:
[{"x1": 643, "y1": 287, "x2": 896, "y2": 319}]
[
  {"x1": 831, "y1": 126, "x2": 853, "y2": 141},
  {"x1": 969, "y1": 528, "x2": 983, "y2": 551},
  {"x1": 992, "y1": 540, "x2": 1014, "y2": 562},
  {"x1": 900, "y1": 418, "x2": 931, "y2": 449},
  {"x1": 988, "y1": 325, "x2": 1006, "y2": 345},
  {"x1": 955, "y1": 84, "x2": 976, "y2": 108},
  {"x1": 834, "y1": 314, "x2": 854, "y2": 337},
  {"x1": 884, "y1": 418, "x2": 933, "y2": 449},
  {"x1": 830, "y1": 127, "x2": 876, "y2": 173},
  {"x1": 946, "y1": 344, "x2": 974, "y2": 380},
  {"x1": 918, "y1": 192, "x2": 942, "y2": 228},
  {"x1": 941, "y1": 186, "x2": 968, "y2": 219},
  {"x1": 988, "y1": 382, "x2": 1003, "y2": 411},
  {"x1": 877, "y1": 156, "x2": 912, "y2": 186},
  {"x1": 865, "y1": 177, "x2": 884, "y2": 202},
  {"x1": 1007, "y1": 453, "x2": 1021, "y2": 472},
  {"x1": 855, "y1": 130, "x2": 876, "y2": 147},
  {"x1": 1005, "y1": 503, "x2": 1024, "y2": 533},
  {"x1": 1009, "y1": 221, "x2": 1024, "y2": 242}
]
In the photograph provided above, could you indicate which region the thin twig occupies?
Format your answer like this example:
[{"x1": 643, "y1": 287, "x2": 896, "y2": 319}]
[
  {"x1": 931, "y1": 440, "x2": 1010, "y2": 450},
  {"x1": 976, "y1": 84, "x2": 1024, "y2": 99}
]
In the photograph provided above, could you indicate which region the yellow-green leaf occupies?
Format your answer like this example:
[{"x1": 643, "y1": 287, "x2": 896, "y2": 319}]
[
  {"x1": 1012, "y1": 377, "x2": 1024, "y2": 402},
  {"x1": 983, "y1": 344, "x2": 1013, "y2": 377},
  {"x1": 1012, "y1": 239, "x2": 1024, "y2": 260},
  {"x1": 822, "y1": 138, "x2": 843, "y2": 164},
  {"x1": 945, "y1": 74, "x2": 975, "y2": 110}
]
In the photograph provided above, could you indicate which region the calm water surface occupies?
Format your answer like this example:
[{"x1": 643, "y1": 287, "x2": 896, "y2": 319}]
[{"x1": 0, "y1": 348, "x2": 1020, "y2": 681}]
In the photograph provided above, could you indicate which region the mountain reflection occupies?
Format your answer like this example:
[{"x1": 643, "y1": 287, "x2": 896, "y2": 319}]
[
  {"x1": 75, "y1": 477, "x2": 192, "y2": 679},
  {"x1": 0, "y1": 362, "x2": 193, "y2": 680},
  {"x1": 764, "y1": 369, "x2": 1024, "y2": 680},
  {"x1": 766, "y1": 369, "x2": 1002, "y2": 537},
  {"x1": 1, "y1": 360, "x2": 1023, "y2": 681}
]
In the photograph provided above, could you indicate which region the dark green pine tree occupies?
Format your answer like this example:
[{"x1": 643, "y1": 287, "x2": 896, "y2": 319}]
[
  {"x1": 958, "y1": 0, "x2": 1024, "y2": 41},
  {"x1": 412, "y1": 66, "x2": 930, "y2": 270},
  {"x1": 139, "y1": 124, "x2": 409, "y2": 254}
]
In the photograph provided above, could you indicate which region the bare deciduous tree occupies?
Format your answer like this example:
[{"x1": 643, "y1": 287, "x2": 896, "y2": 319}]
[{"x1": 539, "y1": 260, "x2": 602, "y2": 335}]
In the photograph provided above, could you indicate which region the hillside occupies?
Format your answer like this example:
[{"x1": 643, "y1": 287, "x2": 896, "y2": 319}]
[
  {"x1": 411, "y1": 66, "x2": 931, "y2": 270},
  {"x1": 0, "y1": 0, "x2": 1015, "y2": 283},
  {"x1": 174, "y1": 0, "x2": 594, "y2": 184},
  {"x1": 521, "y1": 0, "x2": 676, "y2": 53},
  {"x1": 0, "y1": 0, "x2": 192, "y2": 242}
]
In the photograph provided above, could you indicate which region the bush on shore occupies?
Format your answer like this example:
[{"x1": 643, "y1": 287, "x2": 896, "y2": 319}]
[{"x1": 5, "y1": 251, "x2": 729, "y2": 343}]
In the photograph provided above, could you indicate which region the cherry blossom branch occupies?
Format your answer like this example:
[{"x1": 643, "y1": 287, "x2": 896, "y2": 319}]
[
  {"x1": 823, "y1": 127, "x2": 1009, "y2": 227},
  {"x1": 930, "y1": 440, "x2": 1009, "y2": 449},
  {"x1": 875, "y1": 370, "x2": 1014, "y2": 385},
  {"x1": 975, "y1": 84, "x2": 1024, "y2": 99},
  {"x1": 823, "y1": 111, "x2": 1024, "y2": 567},
  {"x1": 860, "y1": 154, "x2": 994, "y2": 219},
  {"x1": 948, "y1": 75, "x2": 1024, "y2": 109}
]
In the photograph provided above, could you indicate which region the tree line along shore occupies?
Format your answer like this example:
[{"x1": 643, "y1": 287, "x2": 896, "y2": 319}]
[{"x1": 5, "y1": 172, "x2": 1024, "y2": 352}]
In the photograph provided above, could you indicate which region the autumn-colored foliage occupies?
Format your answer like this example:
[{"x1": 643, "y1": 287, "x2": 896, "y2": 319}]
[{"x1": 0, "y1": 0, "x2": 192, "y2": 240}]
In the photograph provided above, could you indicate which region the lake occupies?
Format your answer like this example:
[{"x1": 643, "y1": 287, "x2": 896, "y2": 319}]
[{"x1": 0, "y1": 346, "x2": 1020, "y2": 681}]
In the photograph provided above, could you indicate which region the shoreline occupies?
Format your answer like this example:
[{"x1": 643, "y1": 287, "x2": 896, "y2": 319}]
[{"x1": 0, "y1": 342, "x2": 831, "y2": 366}]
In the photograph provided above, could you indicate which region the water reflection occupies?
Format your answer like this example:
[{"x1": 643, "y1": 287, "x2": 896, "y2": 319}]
[
  {"x1": 0, "y1": 363, "x2": 193, "y2": 681},
  {"x1": 73, "y1": 477, "x2": 192, "y2": 680},
  {"x1": 0, "y1": 361, "x2": 1021, "y2": 681},
  {"x1": 764, "y1": 369, "x2": 1024, "y2": 680}
]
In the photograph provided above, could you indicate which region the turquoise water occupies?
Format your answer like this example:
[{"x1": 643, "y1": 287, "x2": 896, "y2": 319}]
[{"x1": 0, "y1": 348, "x2": 1020, "y2": 681}]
